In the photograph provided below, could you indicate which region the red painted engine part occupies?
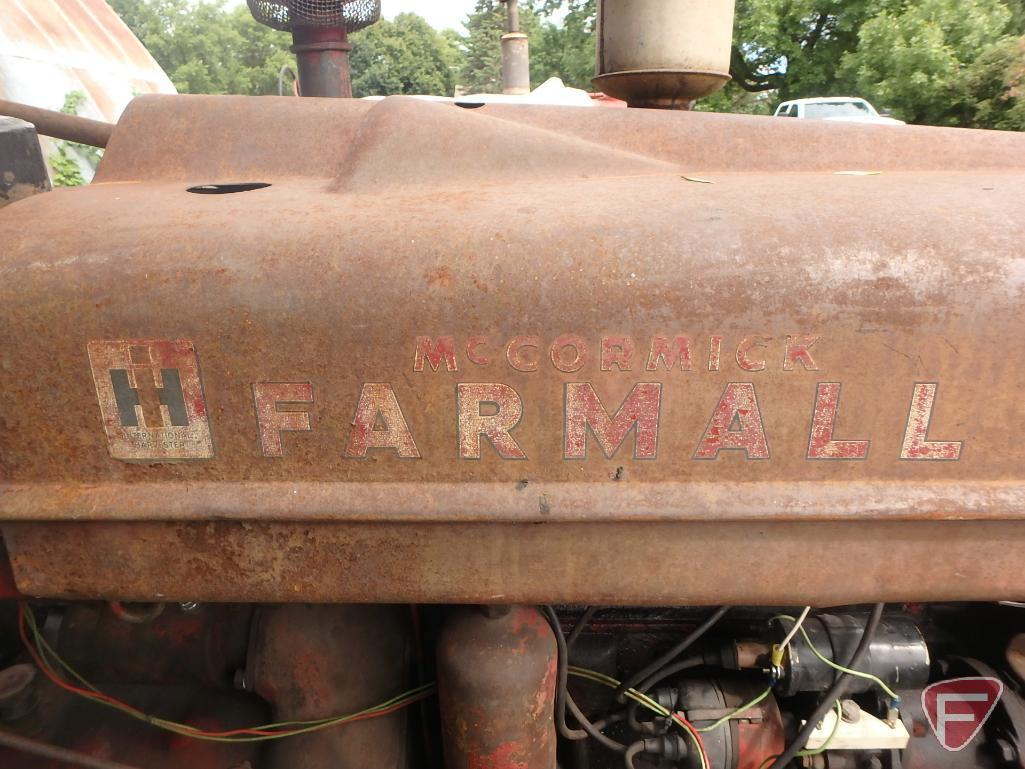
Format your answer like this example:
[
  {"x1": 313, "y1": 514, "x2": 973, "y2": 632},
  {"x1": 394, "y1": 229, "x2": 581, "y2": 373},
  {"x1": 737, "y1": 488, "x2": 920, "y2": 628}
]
[
  {"x1": 245, "y1": 604, "x2": 413, "y2": 769},
  {"x1": 437, "y1": 605, "x2": 557, "y2": 769},
  {"x1": 55, "y1": 602, "x2": 251, "y2": 686}
]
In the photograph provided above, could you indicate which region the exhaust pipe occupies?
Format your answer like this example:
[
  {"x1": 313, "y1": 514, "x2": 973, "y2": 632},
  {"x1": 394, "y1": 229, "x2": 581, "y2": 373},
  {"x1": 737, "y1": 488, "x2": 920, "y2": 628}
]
[
  {"x1": 593, "y1": 0, "x2": 736, "y2": 109},
  {"x1": 500, "y1": 0, "x2": 530, "y2": 95},
  {"x1": 247, "y1": 0, "x2": 382, "y2": 97}
]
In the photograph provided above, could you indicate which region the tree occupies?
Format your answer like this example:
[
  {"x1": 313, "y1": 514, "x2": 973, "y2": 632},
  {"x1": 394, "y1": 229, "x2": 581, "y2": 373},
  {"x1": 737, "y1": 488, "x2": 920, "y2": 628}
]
[
  {"x1": 350, "y1": 14, "x2": 462, "y2": 97},
  {"x1": 964, "y1": 34, "x2": 1025, "y2": 129},
  {"x1": 721, "y1": 0, "x2": 1025, "y2": 127},
  {"x1": 109, "y1": 0, "x2": 294, "y2": 95},
  {"x1": 49, "y1": 91, "x2": 103, "y2": 187},
  {"x1": 726, "y1": 0, "x2": 897, "y2": 99},
  {"x1": 533, "y1": 0, "x2": 597, "y2": 90},
  {"x1": 461, "y1": 0, "x2": 544, "y2": 93},
  {"x1": 841, "y1": 0, "x2": 1014, "y2": 125}
]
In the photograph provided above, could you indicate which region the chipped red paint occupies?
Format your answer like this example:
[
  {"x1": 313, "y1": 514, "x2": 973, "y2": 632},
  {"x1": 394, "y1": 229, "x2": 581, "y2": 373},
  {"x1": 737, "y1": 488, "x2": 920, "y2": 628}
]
[
  {"x1": 784, "y1": 335, "x2": 820, "y2": 371},
  {"x1": 344, "y1": 383, "x2": 420, "y2": 458},
  {"x1": 506, "y1": 336, "x2": 542, "y2": 372},
  {"x1": 737, "y1": 335, "x2": 770, "y2": 372},
  {"x1": 694, "y1": 383, "x2": 770, "y2": 460},
  {"x1": 413, "y1": 336, "x2": 458, "y2": 372},
  {"x1": 900, "y1": 383, "x2": 962, "y2": 461},
  {"x1": 252, "y1": 382, "x2": 313, "y2": 457},
  {"x1": 549, "y1": 334, "x2": 588, "y2": 373},
  {"x1": 807, "y1": 382, "x2": 869, "y2": 460},
  {"x1": 457, "y1": 383, "x2": 526, "y2": 459},
  {"x1": 415, "y1": 334, "x2": 822, "y2": 373},
  {"x1": 708, "y1": 335, "x2": 724, "y2": 371},
  {"x1": 645, "y1": 335, "x2": 693, "y2": 371},
  {"x1": 564, "y1": 382, "x2": 661, "y2": 459},
  {"x1": 86, "y1": 339, "x2": 213, "y2": 461},
  {"x1": 466, "y1": 336, "x2": 491, "y2": 366},
  {"x1": 600, "y1": 335, "x2": 635, "y2": 371},
  {"x1": 468, "y1": 742, "x2": 530, "y2": 769}
]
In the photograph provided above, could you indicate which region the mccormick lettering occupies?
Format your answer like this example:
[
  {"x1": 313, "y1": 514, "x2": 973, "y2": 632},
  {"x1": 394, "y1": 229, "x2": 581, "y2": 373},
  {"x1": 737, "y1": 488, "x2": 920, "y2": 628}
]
[{"x1": 413, "y1": 334, "x2": 820, "y2": 373}]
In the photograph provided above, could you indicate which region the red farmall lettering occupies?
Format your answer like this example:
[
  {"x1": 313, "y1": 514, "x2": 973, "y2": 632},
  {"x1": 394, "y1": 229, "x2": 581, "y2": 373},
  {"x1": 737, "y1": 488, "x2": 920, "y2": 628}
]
[
  {"x1": 564, "y1": 383, "x2": 662, "y2": 459},
  {"x1": 252, "y1": 382, "x2": 314, "y2": 457},
  {"x1": 900, "y1": 383, "x2": 963, "y2": 460},
  {"x1": 693, "y1": 383, "x2": 770, "y2": 460},
  {"x1": 807, "y1": 383, "x2": 870, "y2": 460},
  {"x1": 457, "y1": 383, "x2": 526, "y2": 459},
  {"x1": 345, "y1": 383, "x2": 420, "y2": 458},
  {"x1": 86, "y1": 337, "x2": 968, "y2": 465}
]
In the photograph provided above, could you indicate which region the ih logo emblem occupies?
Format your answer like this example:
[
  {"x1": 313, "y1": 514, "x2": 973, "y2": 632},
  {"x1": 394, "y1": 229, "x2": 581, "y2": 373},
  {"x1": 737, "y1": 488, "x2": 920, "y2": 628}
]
[
  {"x1": 922, "y1": 677, "x2": 1003, "y2": 752},
  {"x1": 87, "y1": 340, "x2": 213, "y2": 460}
]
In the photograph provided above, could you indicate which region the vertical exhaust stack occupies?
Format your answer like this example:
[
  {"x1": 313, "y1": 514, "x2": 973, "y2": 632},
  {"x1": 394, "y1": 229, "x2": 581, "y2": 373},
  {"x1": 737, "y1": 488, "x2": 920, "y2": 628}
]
[
  {"x1": 593, "y1": 0, "x2": 736, "y2": 109},
  {"x1": 500, "y1": 0, "x2": 530, "y2": 95},
  {"x1": 247, "y1": 0, "x2": 381, "y2": 97}
]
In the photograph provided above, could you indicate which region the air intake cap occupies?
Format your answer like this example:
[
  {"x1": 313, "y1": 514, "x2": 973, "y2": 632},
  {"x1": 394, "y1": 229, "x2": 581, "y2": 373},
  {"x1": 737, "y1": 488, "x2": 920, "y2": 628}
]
[{"x1": 247, "y1": 0, "x2": 381, "y2": 33}]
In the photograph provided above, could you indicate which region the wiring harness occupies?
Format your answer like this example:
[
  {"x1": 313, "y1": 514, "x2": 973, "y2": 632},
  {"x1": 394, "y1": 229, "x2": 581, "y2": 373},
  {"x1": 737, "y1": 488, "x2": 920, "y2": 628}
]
[{"x1": 17, "y1": 603, "x2": 434, "y2": 743}]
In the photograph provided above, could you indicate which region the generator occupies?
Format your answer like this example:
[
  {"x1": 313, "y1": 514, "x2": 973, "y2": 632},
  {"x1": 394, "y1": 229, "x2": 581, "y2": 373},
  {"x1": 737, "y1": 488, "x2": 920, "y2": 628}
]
[{"x1": 1, "y1": 1, "x2": 1025, "y2": 768}]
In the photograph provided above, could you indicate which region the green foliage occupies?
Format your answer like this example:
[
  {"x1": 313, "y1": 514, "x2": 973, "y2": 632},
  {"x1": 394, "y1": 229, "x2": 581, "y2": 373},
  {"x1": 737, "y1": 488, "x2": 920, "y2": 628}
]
[
  {"x1": 965, "y1": 35, "x2": 1025, "y2": 129},
  {"x1": 109, "y1": 0, "x2": 294, "y2": 95},
  {"x1": 532, "y1": 0, "x2": 597, "y2": 89},
  {"x1": 49, "y1": 143, "x2": 85, "y2": 188},
  {"x1": 726, "y1": 0, "x2": 1025, "y2": 128},
  {"x1": 48, "y1": 90, "x2": 101, "y2": 187},
  {"x1": 461, "y1": 0, "x2": 543, "y2": 93},
  {"x1": 840, "y1": 0, "x2": 1013, "y2": 126},
  {"x1": 460, "y1": 0, "x2": 599, "y2": 93},
  {"x1": 108, "y1": 0, "x2": 1025, "y2": 129},
  {"x1": 350, "y1": 13, "x2": 462, "y2": 97}
]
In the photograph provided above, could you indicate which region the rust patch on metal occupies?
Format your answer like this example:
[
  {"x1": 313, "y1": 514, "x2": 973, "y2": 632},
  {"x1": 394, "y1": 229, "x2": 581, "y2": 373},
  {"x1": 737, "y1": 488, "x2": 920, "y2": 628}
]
[
  {"x1": 2, "y1": 95, "x2": 1025, "y2": 602},
  {"x1": 6, "y1": 519, "x2": 1025, "y2": 604}
]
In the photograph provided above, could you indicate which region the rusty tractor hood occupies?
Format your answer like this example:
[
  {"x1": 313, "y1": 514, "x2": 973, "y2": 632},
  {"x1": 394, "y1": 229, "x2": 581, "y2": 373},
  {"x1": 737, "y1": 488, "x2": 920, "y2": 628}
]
[{"x1": 2, "y1": 95, "x2": 1025, "y2": 603}]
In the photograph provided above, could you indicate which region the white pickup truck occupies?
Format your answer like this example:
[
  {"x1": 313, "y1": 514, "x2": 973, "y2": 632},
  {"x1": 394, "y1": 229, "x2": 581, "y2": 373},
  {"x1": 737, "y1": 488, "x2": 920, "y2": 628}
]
[{"x1": 774, "y1": 96, "x2": 906, "y2": 125}]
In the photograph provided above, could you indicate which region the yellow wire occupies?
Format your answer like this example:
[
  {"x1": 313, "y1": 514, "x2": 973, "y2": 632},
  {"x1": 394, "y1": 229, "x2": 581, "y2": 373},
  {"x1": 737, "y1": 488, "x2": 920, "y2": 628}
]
[
  {"x1": 568, "y1": 666, "x2": 709, "y2": 769},
  {"x1": 24, "y1": 608, "x2": 435, "y2": 743},
  {"x1": 772, "y1": 614, "x2": 901, "y2": 701}
]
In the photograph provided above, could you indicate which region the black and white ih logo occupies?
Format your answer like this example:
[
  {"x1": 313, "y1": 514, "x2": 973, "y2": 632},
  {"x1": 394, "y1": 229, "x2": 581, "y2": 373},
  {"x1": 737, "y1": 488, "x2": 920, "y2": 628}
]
[{"x1": 88, "y1": 340, "x2": 213, "y2": 460}]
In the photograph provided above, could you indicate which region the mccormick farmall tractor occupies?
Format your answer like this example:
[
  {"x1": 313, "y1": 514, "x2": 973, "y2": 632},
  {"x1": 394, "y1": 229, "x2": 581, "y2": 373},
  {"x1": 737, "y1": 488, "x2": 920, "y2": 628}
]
[{"x1": 1, "y1": 1, "x2": 1025, "y2": 768}]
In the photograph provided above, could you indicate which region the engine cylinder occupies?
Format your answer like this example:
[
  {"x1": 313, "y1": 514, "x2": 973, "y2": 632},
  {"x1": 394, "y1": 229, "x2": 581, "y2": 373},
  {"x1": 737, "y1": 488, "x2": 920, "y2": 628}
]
[{"x1": 437, "y1": 605, "x2": 557, "y2": 769}]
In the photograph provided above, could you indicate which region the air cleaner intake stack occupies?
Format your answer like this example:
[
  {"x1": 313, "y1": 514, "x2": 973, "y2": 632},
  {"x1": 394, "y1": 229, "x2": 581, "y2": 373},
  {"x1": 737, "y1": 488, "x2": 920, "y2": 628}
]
[
  {"x1": 594, "y1": 0, "x2": 736, "y2": 109},
  {"x1": 247, "y1": 0, "x2": 381, "y2": 97},
  {"x1": 500, "y1": 0, "x2": 530, "y2": 95}
]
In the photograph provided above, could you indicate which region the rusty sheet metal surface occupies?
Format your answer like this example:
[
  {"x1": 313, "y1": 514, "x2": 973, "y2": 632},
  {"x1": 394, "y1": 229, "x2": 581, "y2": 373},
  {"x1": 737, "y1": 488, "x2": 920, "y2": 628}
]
[
  {"x1": 3, "y1": 95, "x2": 1025, "y2": 601},
  {"x1": 5, "y1": 519, "x2": 1025, "y2": 604}
]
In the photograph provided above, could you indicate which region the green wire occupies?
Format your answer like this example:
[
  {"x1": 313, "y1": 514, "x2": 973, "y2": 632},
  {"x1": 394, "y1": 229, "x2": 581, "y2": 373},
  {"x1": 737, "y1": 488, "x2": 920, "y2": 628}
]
[
  {"x1": 756, "y1": 700, "x2": 843, "y2": 768},
  {"x1": 24, "y1": 608, "x2": 436, "y2": 743},
  {"x1": 797, "y1": 699, "x2": 843, "y2": 757},
  {"x1": 568, "y1": 666, "x2": 709, "y2": 769},
  {"x1": 772, "y1": 614, "x2": 901, "y2": 702},
  {"x1": 696, "y1": 686, "x2": 773, "y2": 733}
]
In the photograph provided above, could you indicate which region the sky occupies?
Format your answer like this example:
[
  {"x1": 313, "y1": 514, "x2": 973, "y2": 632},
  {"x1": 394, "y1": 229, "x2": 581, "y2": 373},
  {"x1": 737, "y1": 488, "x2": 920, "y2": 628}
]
[{"x1": 382, "y1": 0, "x2": 476, "y2": 31}]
